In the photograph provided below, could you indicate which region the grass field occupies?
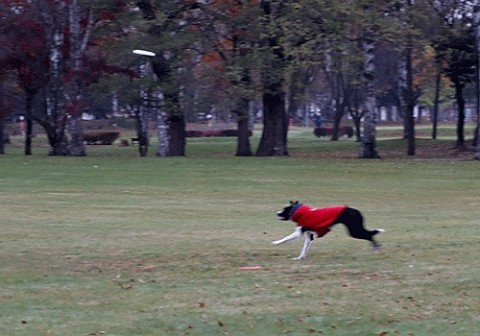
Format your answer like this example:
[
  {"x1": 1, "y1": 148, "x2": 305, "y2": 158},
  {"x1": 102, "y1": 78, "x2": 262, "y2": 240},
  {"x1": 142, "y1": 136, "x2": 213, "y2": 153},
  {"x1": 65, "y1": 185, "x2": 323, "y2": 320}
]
[{"x1": 1, "y1": 125, "x2": 479, "y2": 336}]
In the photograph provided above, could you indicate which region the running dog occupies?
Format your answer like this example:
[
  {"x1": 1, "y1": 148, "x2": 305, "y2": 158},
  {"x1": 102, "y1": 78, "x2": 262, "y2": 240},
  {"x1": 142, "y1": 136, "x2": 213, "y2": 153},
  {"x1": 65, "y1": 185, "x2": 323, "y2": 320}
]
[{"x1": 272, "y1": 201, "x2": 384, "y2": 260}]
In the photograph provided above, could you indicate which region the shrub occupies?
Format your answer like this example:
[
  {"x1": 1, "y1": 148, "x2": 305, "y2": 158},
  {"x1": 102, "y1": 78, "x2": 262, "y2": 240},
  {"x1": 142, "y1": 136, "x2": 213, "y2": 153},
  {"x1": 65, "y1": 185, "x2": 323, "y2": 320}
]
[
  {"x1": 186, "y1": 129, "x2": 253, "y2": 137},
  {"x1": 201, "y1": 130, "x2": 224, "y2": 137},
  {"x1": 341, "y1": 126, "x2": 354, "y2": 138},
  {"x1": 314, "y1": 126, "x2": 353, "y2": 138},
  {"x1": 222, "y1": 129, "x2": 253, "y2": 137},
  {"x1": 185, "y1": 130, "x2": 203, "y2": 138},
  {"x1": 84, "y1": 131, "x2": 120, "y2": 145}
]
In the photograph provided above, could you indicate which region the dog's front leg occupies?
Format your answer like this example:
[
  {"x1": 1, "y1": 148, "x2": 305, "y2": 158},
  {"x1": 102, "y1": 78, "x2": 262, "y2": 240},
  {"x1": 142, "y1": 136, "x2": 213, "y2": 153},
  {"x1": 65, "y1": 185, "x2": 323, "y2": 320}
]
[
  {"x1": 293, "y1": 231, "x2": 314, "y2": 260},
  {"x1": 272, "y1": 227, "x2": 302, "y2": 246}
]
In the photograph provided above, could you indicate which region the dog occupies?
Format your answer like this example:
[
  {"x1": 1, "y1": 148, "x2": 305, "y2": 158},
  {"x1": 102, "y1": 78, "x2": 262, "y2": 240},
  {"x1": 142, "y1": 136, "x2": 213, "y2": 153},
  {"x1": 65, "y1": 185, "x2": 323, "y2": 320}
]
[{"x1": 272, "y1": 201, "x2": 384, "y2": 260}]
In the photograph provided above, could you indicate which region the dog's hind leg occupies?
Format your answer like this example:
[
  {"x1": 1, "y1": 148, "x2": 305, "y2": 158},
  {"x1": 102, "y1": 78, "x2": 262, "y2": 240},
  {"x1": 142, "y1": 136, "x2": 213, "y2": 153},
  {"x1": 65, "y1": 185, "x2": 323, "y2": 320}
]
[
  {"x1": 370, "y1": 229, "x2": 385, "y2": 249},
  {"x1": 336, "y1": 208, "x2": 384, "y2": 248},
  {"x1": 293, "y1": 231, "x2": 314, "y2": 260}
]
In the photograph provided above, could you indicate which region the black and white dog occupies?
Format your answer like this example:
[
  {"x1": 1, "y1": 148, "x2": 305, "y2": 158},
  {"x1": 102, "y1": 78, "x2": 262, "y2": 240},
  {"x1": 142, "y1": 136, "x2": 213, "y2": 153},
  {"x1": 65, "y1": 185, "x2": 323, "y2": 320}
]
[{"x1": 272, "y1": 201, "x2": 384, "y2": 259}]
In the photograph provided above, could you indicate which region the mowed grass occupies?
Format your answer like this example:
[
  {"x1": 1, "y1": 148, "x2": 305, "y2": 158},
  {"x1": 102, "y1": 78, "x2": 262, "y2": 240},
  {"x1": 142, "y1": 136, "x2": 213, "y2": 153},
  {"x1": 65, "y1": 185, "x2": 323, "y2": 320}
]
[{"x1": 1, "y1": 126, "x2": 479, "y2": 336}]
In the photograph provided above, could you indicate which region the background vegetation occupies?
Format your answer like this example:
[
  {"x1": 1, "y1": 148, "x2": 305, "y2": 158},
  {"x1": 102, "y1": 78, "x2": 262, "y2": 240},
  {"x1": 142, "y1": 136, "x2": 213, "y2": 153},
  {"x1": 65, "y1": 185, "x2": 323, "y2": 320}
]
[{"x1": 2, "y1": 1, "x2": 480, "y2": 158}]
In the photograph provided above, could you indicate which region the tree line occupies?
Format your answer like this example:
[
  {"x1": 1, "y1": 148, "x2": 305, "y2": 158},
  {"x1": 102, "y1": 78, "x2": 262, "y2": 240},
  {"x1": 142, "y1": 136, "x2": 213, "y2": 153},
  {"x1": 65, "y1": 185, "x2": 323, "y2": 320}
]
[{"x1": 1, "y1": 0, "x2": 480, "y2": 159}]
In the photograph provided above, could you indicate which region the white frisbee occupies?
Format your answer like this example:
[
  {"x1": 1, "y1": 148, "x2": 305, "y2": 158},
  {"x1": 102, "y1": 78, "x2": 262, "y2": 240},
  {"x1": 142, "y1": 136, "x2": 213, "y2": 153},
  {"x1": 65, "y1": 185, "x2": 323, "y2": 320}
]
[{"x1": 133, "y1": 49, "x2": 156, "y2": 57}]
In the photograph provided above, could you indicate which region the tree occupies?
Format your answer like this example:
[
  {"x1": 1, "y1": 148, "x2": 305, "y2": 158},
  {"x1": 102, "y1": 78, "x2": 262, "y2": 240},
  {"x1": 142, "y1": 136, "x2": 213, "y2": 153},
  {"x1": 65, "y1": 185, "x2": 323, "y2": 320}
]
[
  {"x1": 359, "y1": 24, "x2": 380, "y2": 159},
  {"x1": 415, "y1": 1, "x2": 449, "y2": 139},
  {"x1": 430, "y1": 1, "x2": 476, "y2": 149},
  {"x1": 316, "y1": 3, "x2": 351, "y2": 141},
  {"x1": 0, "y1": 73, "x2": 11, "y2": 155},
  {"x1": 398, "y1": 0, "x2": 417, "y2": 156},
  {"x1": 65, "y1": 0, "x2": 94, "y2": 156},
  {"x1": 255, "y1": 1, "x2": 290, "y2": 156},
  {"x1": 0, "y1": 1, "x2": 48, "y2": 155},
  {"x1": 136, "y1": 63, "x2": 152, "y2": 157},
  {"x1": 1, "y1": 0, "x2": 131, "y2": 156},
  {"x1": 135, "y1": 0, "x2": 213, "y2": 157},
  {"x1": 474, "y1": 4, "x2": 480, "y2": 159},
  {"x1": 413, "y1": 46, "x2": 453, "y2": 139},
  {"x1": 193, "y1": 1, "x2": 260, "y2": 156}
]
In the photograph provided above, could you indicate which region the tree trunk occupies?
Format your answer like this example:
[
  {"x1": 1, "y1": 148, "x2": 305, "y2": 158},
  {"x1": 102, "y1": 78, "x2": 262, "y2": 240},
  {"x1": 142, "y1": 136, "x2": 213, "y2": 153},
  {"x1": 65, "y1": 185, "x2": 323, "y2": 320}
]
[
  {"x1": 235, "y1": 98, "x2": 253, "y2": 157},
  {"x1": 474, "y1": 4, "x2": 480, "y2": 160},
  {"x1": 68, "y1": 116, "x2": 85, "y2": 156},
  {"x1": 353, "y1": 115, "x2": 362, "y2": 142},
  {"x1": 256, "y1": 94, "x2": 276, "y2": 156},
  {"x1": 136, "y1": 94, "x2": 149, "y2": 157},
  {"x1": 453, "y1": 80, "x2": 465, "y2": 148},
  {"x1": 151, "y1": 57, "x2": 186, "y2": 157},
  {"x1": 66, "y1": 0, "x2": 91, "y2": 157},
  {"x1": 281, "y1": 103, "x2": 289, "y2": 155},
  {"x1": 0, "y1": 80, "x2": 4, "y2": 155},
  {"x1": 360, "y1": 97, "x2": 380, "y2": 158},
  {"x1": 398, "y1": 52, "x2": 408, "y2": 140},
  {"x1": 41, "y1": 0, "x2": 70, "y2": 156},
  {"x1": 432, "y1": 60, "x2": 441, "y2": 139},
  {"x1": 236, "y1": 115, "x2": 253, "y2": 156},
  {"x1": 161, "y1": 89, "x2": 185, "y2": 156},
  {"x1": 359, "y1": 27, "x2": 380, "y2": 159},
  {"x1": 256, "y1": 91, "x2": 288, "y2": 156},
  {"x1": 49, "y1": 132, "x2": 69, "y2": 156},
  {"x1": 156, "y1": 109, "x2": 169, "y2": 157},
  {"x1": 167, "y1": 115, "x2": 185, "y2": 156},
  {"x1": 331, "y1": 98, "x2": 344, "y2": 141},
  {"x1": 24, "y1": 89, "x2": 36, "y2": 156},
  {"x1": 257, "y1": 1, "x2": 288, "y2": 157},
  {"x1": 405, "y1": 37, "x2": 415, "y2": 156},
  {"x1": 287, "y1": 81, "x2": 299, "y2": 125},
  {"x1": 0, "y1": 114, "x2": 4, "y2": 155},
  {"x1": 331, "y1": 72, "x2": 344, "y2": 141},
  {"x1": 34, "y1": 88, "x2": 69, "y2": 156},
  {"x1": 346, "y1": 88, "x2": 363, "y2": 142}
]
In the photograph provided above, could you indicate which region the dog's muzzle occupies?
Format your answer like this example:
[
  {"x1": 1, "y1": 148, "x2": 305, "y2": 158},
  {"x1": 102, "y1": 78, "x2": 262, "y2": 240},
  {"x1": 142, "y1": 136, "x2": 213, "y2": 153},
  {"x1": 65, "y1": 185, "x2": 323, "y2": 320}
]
[{"x1": 276, "y1": 211, "x2": 289, "y2": 221}]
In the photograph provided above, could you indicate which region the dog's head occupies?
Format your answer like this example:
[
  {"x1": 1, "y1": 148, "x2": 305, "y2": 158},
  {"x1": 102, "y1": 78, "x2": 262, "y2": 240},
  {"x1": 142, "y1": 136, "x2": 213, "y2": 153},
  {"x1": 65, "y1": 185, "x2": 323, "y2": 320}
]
[{"x1": 276, "y1": 201, "x2": 301, "y2": 221}]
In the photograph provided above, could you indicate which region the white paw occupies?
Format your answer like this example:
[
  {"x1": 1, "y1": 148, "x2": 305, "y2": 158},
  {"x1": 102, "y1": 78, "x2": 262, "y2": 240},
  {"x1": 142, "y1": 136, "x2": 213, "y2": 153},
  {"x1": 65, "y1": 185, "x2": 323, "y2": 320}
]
[
  {"x1": 272, "y1": 241, "x2": 281, "y2": 246},
  {"x1": 292, "y1": 256, "x2": 305, "y2": 260},
  {"x1": 375, "y1": 228, "x2": 385, "y2": 233}
]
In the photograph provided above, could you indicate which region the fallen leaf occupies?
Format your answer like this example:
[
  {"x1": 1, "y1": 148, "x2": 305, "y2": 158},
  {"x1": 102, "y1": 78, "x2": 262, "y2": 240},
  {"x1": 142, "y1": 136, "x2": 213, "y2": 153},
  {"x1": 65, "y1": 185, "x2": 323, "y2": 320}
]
[{"x1": 119, "y1": 283, "x2": 133, "y2": 290}]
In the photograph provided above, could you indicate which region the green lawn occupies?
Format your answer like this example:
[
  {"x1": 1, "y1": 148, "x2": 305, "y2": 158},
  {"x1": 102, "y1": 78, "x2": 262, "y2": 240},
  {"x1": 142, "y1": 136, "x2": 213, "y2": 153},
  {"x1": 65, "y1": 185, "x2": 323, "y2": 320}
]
[{"x1": 1, "y1": 126, "x2": 479, "y2": 335}]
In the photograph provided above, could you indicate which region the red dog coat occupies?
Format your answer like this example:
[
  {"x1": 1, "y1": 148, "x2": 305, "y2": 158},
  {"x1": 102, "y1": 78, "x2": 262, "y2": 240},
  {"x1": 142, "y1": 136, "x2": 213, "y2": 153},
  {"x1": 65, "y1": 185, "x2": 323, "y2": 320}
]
[{"x1": 291, "y1": 205, "x2": 347, "y2": 237}]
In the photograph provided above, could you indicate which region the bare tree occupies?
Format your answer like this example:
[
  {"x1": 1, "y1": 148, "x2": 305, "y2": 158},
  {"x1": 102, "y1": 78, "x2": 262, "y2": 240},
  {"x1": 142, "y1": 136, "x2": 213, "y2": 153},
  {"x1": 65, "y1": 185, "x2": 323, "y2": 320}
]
[
  {"x1": 359, "y1": 26, "x2": 380, "y2": 159},
  {"x1": 66, "y1": 0, "x2": 94, "y2": 156},
  {"x1": 474, "y1": 4, "x2": 480, "y2": 160}
]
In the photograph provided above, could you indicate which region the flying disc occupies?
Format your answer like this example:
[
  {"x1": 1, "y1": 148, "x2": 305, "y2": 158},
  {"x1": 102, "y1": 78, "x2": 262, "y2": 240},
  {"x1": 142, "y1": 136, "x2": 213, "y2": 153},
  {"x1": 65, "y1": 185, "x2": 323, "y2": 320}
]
[
  {"x1": 133, "y1": 49, "x2": 156, "y2": 57},
  {"x1": 239, "y1": 266, "x2": 261, "y2": 270}
]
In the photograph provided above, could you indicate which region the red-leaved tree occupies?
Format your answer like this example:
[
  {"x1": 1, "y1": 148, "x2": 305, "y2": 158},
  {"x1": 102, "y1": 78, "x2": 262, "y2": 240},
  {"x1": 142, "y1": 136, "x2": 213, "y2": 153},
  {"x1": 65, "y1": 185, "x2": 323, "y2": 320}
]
[{"x1": 1, "y1": 0, "x2": 131, "y2": 155}]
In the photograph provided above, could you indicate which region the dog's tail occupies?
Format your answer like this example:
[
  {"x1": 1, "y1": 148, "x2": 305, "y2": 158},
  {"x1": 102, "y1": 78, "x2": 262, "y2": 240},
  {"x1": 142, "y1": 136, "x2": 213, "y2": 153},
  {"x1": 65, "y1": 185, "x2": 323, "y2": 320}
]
[{"x1": 372, "y1": 228, "x2": 385, "y2": 236}]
